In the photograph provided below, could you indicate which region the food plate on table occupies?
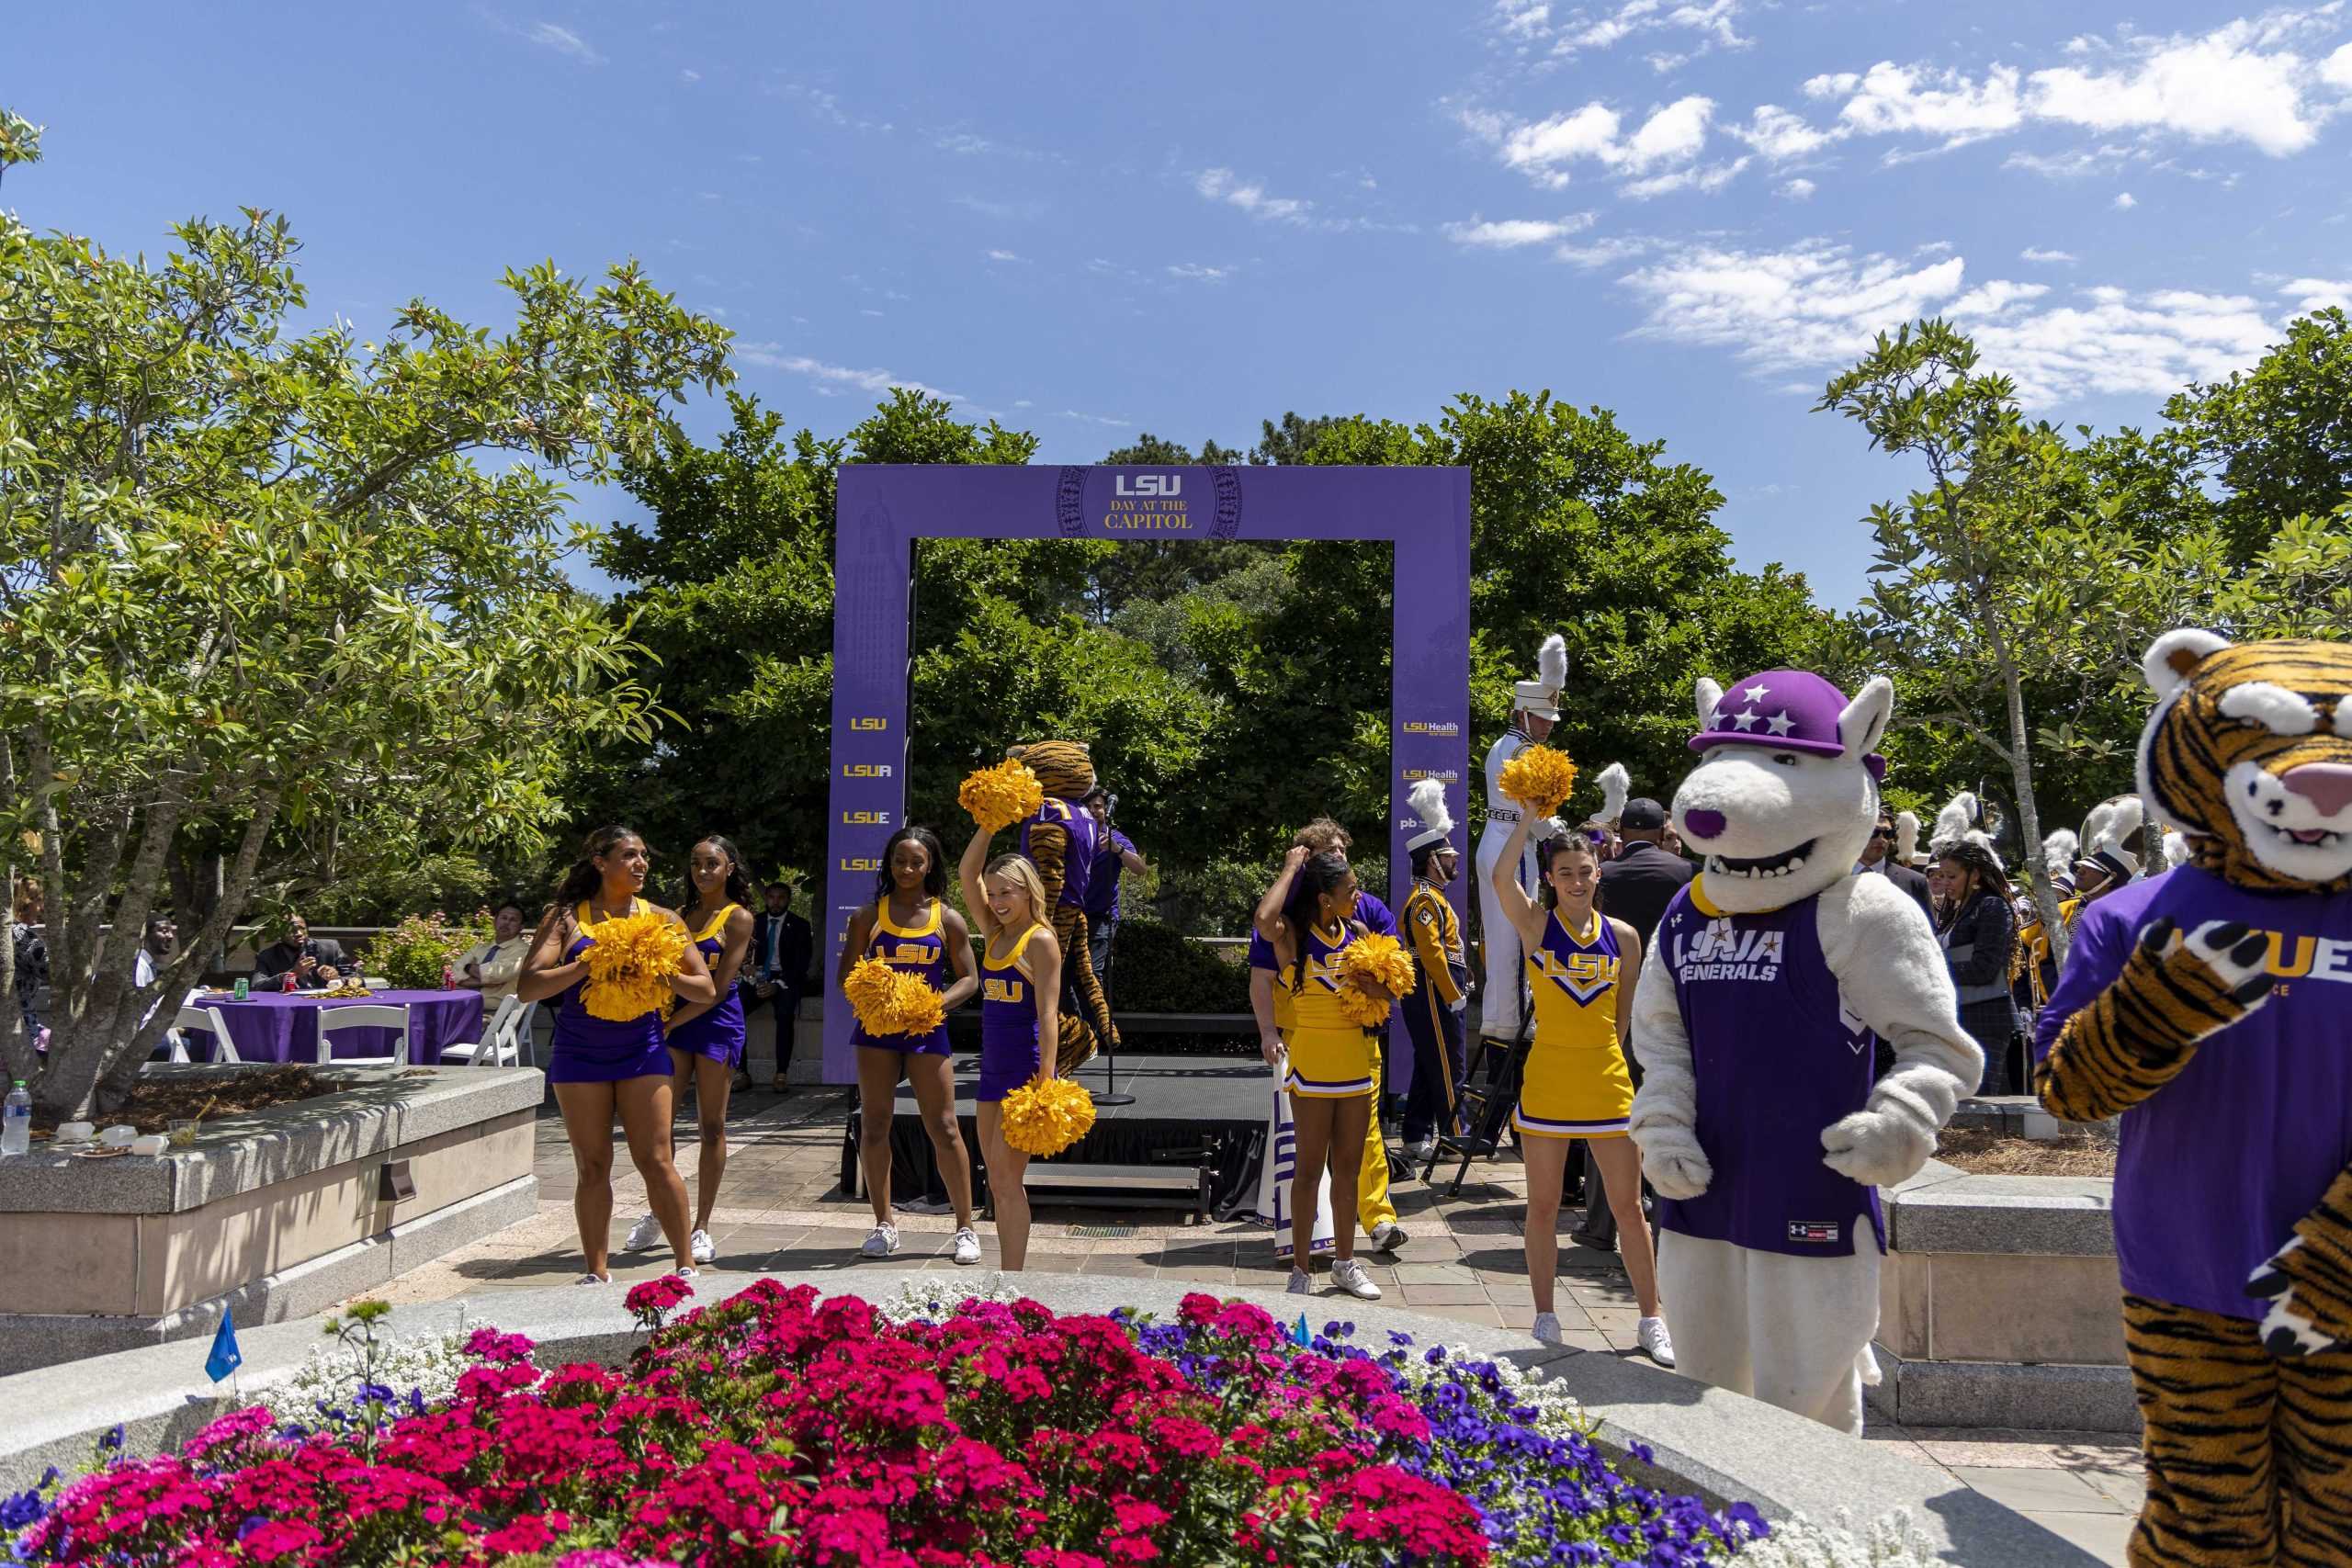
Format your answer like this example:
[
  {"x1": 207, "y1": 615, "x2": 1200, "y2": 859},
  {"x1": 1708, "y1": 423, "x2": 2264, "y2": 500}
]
[{"x1": 318, "y1": 983, "x2": 373, "y2": 998}]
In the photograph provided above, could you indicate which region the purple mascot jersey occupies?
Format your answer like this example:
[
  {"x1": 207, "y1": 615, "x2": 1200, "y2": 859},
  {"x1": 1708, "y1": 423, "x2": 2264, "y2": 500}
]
[{"x1": 1650, "y1": 885, "x2": 1887, "y2": 1258}]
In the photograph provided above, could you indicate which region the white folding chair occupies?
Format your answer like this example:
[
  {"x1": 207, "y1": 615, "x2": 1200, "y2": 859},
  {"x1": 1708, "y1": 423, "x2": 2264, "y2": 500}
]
[
  {"x1": 441, "y1": 995, "x2": 521, "y2": 1066},
  {"x1": 317, "y1": 1003, "x2": 412, "y2": 1066},
  {"x1": 172, "y1": 1006, "x2": 244, "y2": 1065}
]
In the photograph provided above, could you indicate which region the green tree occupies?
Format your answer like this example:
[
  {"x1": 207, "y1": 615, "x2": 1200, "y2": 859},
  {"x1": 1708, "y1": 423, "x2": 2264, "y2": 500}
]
[
  {"x1": 0, "y1": 115, "x2": 730, "y2": 1115},
  {"x1": 2165, "y1": 308, "x2": 2352, "y2": 561}
]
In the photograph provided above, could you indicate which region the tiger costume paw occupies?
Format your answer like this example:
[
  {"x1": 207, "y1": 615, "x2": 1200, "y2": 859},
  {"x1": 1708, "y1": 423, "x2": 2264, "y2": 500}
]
[
  {"x1": 2135, "y1": 917, "x2": 2277, "y2": 1032},
  {"x1": 2246, "y1": 1168, "x2": 2352, "y2": 1357},
  {"x1": 2035, "y1": 919, "x2": 2274, "y2": 1122}
]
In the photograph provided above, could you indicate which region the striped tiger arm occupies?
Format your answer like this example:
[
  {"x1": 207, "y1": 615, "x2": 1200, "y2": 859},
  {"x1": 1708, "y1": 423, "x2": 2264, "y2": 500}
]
[
  {"x1": 2247, "y1": 1164, "x2": 2352, "y2": 1357},
  {"x1": 2032, "y1": 917, "x2": 2275, "y2": 1123},
  {"x1": 1027, "y1": 818, "x2": 1070, "y2": 912}
]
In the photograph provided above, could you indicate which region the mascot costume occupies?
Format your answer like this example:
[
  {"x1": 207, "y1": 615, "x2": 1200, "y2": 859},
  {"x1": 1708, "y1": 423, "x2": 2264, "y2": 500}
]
[
  {"x1": 1628, "y1": 668, "x2": 1981, "y2": 1434},
  {"x1": 2034, "y1": 632, "x2": 2352, "y2": 1566},
  {"x1": 1476, "y1": 634, "x2": 1566, "y2": 1048},
  {"x1": 1009, "y1": 739, "x2": 1119, "y2": 1076}
]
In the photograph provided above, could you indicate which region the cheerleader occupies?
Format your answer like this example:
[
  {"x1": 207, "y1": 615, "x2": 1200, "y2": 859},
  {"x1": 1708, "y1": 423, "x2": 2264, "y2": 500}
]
[
  {"x1": 1256, "y1": 845, "x2": 1390, "y2": 1302},
  {"x1": 1490, "y1": 805, "x2": 1673, "y2": 1364},
  {"x1": 519, "y1": 826, "x2": 716, "y2": 1285},
  {"x1": 957, "y1": 828, "x2": 1063, "y2": 1271},
  {"x1": 839, "y1": 825, "x2": 982, "y2": 1266},
  {"x1": 620, "y1": 836, "x2": 753, "y2": 1266}
]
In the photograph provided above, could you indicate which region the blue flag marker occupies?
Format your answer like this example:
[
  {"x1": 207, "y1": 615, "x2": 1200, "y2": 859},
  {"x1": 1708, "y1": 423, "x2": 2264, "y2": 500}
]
[
  {"x1": 206, "y1": 1306, "x2": 242, "y2": 1382},
  {"x1": 1291, "y1": 1313, "x2": 1312, "y2": 1347}
]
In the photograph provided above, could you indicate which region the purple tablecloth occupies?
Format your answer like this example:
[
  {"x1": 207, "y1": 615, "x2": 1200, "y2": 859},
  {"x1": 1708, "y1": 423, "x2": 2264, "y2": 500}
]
[{"x1": 190, "y1": 989, "x2": 485, "y2": 1066}]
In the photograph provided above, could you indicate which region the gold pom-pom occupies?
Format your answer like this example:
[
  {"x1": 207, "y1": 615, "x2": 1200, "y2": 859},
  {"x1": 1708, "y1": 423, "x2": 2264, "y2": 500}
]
[
  {"x1": 844, "y1": 957, "x2": 901, "y2": 1035},
  {"x1": 959, "y1": 760, "x2": 1046, "y2": 834},
  {"x1": 886, "y1": 972, "x2": 946, "y2": 1036},
  {"x1": 581, "y1": 911, "x2": 687, "y2": 1023},
  {"x1": 1498, "y1": 744, "x2": 1581, "y2": 818},
  {"x1": 1334, "y1": 931, "x2": 1416, "y2": 1027},
  {"x1": 1000, "y1": 1076, "x2": 1097, "y2": 1157}
]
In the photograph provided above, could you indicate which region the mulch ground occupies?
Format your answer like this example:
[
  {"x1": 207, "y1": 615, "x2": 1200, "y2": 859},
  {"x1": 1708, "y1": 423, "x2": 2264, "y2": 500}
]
[
  {"x1": 32, "y1": 1064, "x2": 329, "y2": 1135},
  {"x1": 1936, "y1": 1125, "x2": 2118, "y2": 1177}
]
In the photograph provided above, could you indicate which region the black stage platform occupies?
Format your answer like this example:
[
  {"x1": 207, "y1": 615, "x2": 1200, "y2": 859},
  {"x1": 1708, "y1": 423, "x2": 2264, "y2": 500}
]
[{"x1": 839, "y1": 1054, "x2": 1270, "y2": 1220}]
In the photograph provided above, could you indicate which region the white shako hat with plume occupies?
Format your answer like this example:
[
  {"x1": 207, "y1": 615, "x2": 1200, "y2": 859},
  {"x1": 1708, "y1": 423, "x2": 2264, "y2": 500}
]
[
  {"x1": 1929, "y1": 789, "x2": 2004, "y2": 869},
  {"x1": 1407, "y1": 779, "x2": 1456, "y2": 853},
  {"x1": 1513, "y1": 634, "x2": 1567, "y2": 721},
  {"x1": 1894, "y1": 810, "x2": 1921, "y2": 865},
  {"x1": 1582, "y1": 762, "x2": 1630, "y2": 830}
]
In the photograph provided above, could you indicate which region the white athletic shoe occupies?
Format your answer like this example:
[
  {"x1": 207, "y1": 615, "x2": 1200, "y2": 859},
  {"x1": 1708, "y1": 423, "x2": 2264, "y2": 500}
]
[
  {"x1": 622, "y1": 1213, "x2": 662, "y2": 1253},
  {"x1": 1531, "y1": 1311, "x2": 1562, "y2": 1344},
  {"x1": 1405, "y1": 1138, "x2": 1437, "y2": 1162},
  {"x1": 574, "y1": 1271, "x2": 610, "y2": 1287},
  {"x1": 1637, "y1": 1315, "x2": 1677, "y2": 1368},
  {"x1": 688, "y1": 1227, "x2": 715, "y2": 1265},
  {"x1": 861, "y1": 1223, "x2": 901, "y2": 1258},
  {"x1": 1330, "y1": 1259, "x2": 1383, "y2": 1301},
  {"x1": 952, "y1": 1226, "x2": 982, "y2": 1266},
  {"x1": 675, "y1": 1266, "x2": 698, "y2": 1281},
  {"x1": 1287, "y1": 1268, "x2": 1313, "y2": 1295}
]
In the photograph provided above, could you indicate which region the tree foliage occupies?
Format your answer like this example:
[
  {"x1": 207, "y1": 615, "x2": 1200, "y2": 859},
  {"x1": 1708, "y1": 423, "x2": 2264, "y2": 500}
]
[{"x1": 0, "y1": 112, "x2": 730, "y2": 1113}]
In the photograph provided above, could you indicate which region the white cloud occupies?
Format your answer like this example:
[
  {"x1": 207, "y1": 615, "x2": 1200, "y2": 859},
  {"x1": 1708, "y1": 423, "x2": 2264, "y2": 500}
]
[
  {"x1": 1444, "y1": 213, "x2": 1597, "y2": 246},
  {"x1": 2115, "y1": 190, "x2": 2139, "y2": 209},
  {"x1": 2020, "y1": 246, "x2": 2079, "y2": 263},
  {"x1": 984, "y1": 249, "x2": 1021, "y2": 263},
  {"x1": 1623, "y1": 157, "x2": 1750, "y2": 198},
  {"x1": 678, "y1": 68, "x2": 700, "y2": 84},
  {"x1": 2326, "y1": 42, "x2": 2352, "y2": 87},
  {"x1": 1493, "y1": 0, "x2": 1552, "y2": 39},
  {"x1": 1193, "y1": 167, "x2": 1310, "y2": 223},
  {"x1": 1778, "y1": 177, "x2": 1816, "y2": 199},
  {"x1": 1611, "y1": 239, "x2": 2281, "y2": 402},
  {"x1": 737, "y1": 348, "x2": 972, "y2": 409},
  {"x1": 1734, "y1": 105, "x2": 1846, "y2": 161},
  {"x1": 2279, "y1": 276, "x2": 2352, "y2": 311},
  {"x1": 1525, "y1": 0, "x2": 1749, "y2": 60},
  {"x1": 1555, "y1": 234, "x2": 1663, "y2": 268},
  {"x1": 1824, "y1": 62, "x2": 2024, "y2": 144},
  {"x1": 1058, "y1": 410, "x2": 1133, "y2": 428},
  {"x1": 1476, "y1": 96, "x2": 1725, "y2": 192},
  {"x1": 524, "y1": 21, "x2": 603, "y2": 63},
  {"x1": 1165, "y1": 262, "x2": 1236, "y2": 281}
]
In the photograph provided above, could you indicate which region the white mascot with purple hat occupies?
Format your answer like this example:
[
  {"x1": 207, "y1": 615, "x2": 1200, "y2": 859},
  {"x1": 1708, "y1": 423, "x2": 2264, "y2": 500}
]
[{"x1": 1628, "y1": 667, "x2": 1981, "y2": 1433}]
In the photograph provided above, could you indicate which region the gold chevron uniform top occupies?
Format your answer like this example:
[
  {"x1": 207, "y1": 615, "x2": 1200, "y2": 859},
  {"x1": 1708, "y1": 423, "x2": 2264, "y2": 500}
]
[
  {"x1": 1404, "y1": 882, "x2": 1465, "y2": 1008},
  {"x1": 1282, "y1": 919, "x2": 1375, "y2": 1100},
  {"x1": 1515, "y1": 908, "x2": 1634, "y2": 1139}
]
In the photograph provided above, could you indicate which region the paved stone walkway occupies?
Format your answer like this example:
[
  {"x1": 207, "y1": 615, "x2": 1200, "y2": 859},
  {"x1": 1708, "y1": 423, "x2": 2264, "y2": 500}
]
[{"x1": 366, "y1": 1089, "x2": 2142, "y2": 1564}]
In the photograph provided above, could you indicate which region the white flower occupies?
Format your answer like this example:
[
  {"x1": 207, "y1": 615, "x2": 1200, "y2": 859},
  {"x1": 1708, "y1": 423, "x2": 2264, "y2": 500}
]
[{"x1": 1729, "y1": 1506, "x2": 1940, "y2": 1567}]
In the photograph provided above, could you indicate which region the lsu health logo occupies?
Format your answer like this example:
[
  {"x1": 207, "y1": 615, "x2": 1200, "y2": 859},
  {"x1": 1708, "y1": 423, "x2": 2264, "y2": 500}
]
[
  {"x1": 1669, "y1": 915, "x2": 1786, "y2": 985},
  {"x1": 1403, "y1": 768, "x2": 1463, "y2": 784},
  {"x1": 1403, "y1": 720, "x2": 1462, "y2": 738},
  {"x1": 842, "y1": 762, "x2": 893, "y2": 778},
  {"x1": 849, "y1": 716, "x2": 888, "y2": 731},
  {"x1": 842, "y1": 809, "x2": 891, "y2": 826},
  {"x1": 1115, "y1": 473, "x2": 1181, "y2": 497}
]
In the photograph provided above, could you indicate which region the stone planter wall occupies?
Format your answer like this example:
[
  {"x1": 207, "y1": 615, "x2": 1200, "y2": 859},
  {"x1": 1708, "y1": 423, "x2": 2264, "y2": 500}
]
[
  {"x1": 1871, "y1": 1159, "x2": 2136, "y2": 1433},
  {"x1": 0, "y1": 1273, "x2": 2105, "y2": 1566},
  {"x1": 0, "y1": 1066, "x2": 541, "y2": 1374}
]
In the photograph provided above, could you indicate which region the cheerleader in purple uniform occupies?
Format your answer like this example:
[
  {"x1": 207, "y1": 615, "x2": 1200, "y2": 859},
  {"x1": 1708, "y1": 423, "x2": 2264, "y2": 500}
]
[
  {"x1": 958, "y1": 826, "x2": 1063, "y2": 1272},
  {"x1": 619, "y1": 836, "x2": 754, "y2": 1267},
  {"x1": 837, "y1": 826, "x2": 981, "y2": 1264},
  {"x1": 520, "y1": 826, "x2": 715, "y2": 1285}
]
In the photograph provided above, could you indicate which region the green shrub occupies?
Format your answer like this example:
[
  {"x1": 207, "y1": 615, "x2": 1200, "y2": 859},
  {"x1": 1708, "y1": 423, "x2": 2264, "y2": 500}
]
[
  {"x1": 1106, "y1": 918, "x2": 1251, "y2": 1012},
  {"x1": 362, "y1": 911, "x2": 491, "y2": 990}
]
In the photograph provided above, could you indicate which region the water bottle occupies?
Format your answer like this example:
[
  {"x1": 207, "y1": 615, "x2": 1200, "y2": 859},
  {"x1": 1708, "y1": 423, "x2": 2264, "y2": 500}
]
[{"x1": 1, "y1": 1081, "x2": 29, "y2": 1158}]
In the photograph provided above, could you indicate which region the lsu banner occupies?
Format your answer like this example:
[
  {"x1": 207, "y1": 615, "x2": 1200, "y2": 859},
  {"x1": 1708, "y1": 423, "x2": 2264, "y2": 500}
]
[{"x1": 1253, "y1": 1053, "x2": 1335, "y2": 1260}]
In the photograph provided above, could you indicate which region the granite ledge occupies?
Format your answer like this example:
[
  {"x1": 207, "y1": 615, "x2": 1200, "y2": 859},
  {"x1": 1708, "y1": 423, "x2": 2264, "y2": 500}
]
[
  {"x1": 0, "y1": 1066, "x2": 544, "y2": 1215},
  {"x1": 1887, "y1": 1170, "x2": 2116, "y2": 1258}
]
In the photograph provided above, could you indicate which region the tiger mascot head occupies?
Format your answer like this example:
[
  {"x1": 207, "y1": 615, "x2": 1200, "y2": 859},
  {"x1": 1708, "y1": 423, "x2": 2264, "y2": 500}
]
[
  {"x1": 2138, "y1": 630, "x2": 2352, "y2": 895},
  {"x1": 1007, "y1": 739, "x2": 1095, "y2": 802}
]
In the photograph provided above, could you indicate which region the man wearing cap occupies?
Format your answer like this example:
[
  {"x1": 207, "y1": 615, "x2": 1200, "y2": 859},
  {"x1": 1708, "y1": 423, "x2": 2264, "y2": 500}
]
[
  {"x1": 1399, "y1": 782, "x2": 1470, "y2": 1163},
  {"x1": 1476, "y1": 634, "x2": 1566, "y2": 1052},
  {"x1": 1629, "y1": 666, "x2": 1979, "y2": 1433}
]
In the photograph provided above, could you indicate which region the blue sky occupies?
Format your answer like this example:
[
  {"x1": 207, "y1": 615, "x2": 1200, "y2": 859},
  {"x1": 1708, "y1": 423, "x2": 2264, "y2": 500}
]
[{"x1": 17, "y1": 3, "x2": 2352, "y2": 607}]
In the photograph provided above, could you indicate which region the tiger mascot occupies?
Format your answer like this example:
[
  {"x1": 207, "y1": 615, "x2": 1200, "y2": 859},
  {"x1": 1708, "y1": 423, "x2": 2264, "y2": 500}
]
[
  {"x1": 1010, "y1": 739, "x2": 1119, "y2": 1076},
  {"x1": 2034, "y1": 631, "x2": 2352, "y2": 1566}
]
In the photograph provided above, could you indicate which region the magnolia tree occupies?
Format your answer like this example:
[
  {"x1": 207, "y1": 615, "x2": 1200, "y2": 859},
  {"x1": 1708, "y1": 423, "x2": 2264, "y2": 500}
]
[{"x1": 0, "y1": 111, "x2": 730, "y2": 1116}]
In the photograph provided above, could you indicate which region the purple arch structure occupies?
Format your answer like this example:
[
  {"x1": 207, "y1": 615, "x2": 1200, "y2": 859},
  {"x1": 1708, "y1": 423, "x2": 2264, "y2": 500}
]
[{"x1": 823, "y1": 463, "x2": 1472, "y2": 1083}]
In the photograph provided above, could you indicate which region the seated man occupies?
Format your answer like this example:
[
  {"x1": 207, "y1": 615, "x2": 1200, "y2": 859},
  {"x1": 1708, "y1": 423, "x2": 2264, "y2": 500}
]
[
  {"x1": 132, "y1": 912, "x2": 187, "y2": 1057},
  {"x1": 453, "y1": 903, "x2": 531, "y2": 1006},
  {"x1": 252, "y1": 914, "x2": 347, "y2": 990}
]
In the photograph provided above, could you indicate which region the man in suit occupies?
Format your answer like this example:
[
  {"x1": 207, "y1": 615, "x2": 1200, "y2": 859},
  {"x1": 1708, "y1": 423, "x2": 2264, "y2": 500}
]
[
  {"x1": 743, "y1": 882, "x2": 813, "y2": 1094},
  {"x1": 252, "y1": 914, "x2": 348, "y2": 990},
  {"x1": 1577, "y1": 797, "x2": 1694, "y2": 1250},
  {"x1": 1858, "y1": 810, "x2": 1935, "y2": 920}
]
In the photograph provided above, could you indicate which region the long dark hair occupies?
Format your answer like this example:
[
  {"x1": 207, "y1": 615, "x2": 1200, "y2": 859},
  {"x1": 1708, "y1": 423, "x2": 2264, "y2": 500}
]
[
  {"x1": 876, "y1": 825, "x2": 948, "y2": 902},
  {"x1": 555, "y1": 825, "x2": 645, "y2": 908},
  {"x1": 1536, "y1": 832, "x2": 1599, "y2": 909},
  {"x1": 1937, "y1": 841, "x2": 2007, "y2": 926},
  {"x1": 683, "y1": 835, "x2": 754, "y2": 914},
  {"x1": 1281, "y1": 852, "x2": 1354, "y2": 994}
]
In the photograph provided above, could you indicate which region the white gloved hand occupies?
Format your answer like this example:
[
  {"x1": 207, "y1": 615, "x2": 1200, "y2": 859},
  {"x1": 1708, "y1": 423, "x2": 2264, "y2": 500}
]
[
  {"x1": 1820, "y1": 1107, "x2": 1935, "y2": 1188},
  {"x1": 1632, "y1": 1124, "x2": 1713, "y2": 1200}
]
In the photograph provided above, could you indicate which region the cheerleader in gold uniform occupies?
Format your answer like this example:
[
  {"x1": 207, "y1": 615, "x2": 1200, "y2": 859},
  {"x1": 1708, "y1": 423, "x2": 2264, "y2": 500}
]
[
  {"x1": 1256, "y1": 845, "x2": 1393, "y2": 1302},
  {"x1": 1491, "y1": 803, "x2": 1673, "y2": 1365}
]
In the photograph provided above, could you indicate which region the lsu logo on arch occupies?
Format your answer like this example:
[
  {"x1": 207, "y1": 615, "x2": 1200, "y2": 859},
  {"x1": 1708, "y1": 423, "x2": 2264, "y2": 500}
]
[
  {"x1": 848, "y1": 716, "x2": 888, "y2": 730},
  {"x1": 842, "y1": 809, "x2": 891, "y2": 826},
  {"x1": 842, "y1": 762, "x2": 893, "y2": 778},
  {"x1": 839, "y1": 856, "x2": 880, "y2": 873}
]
